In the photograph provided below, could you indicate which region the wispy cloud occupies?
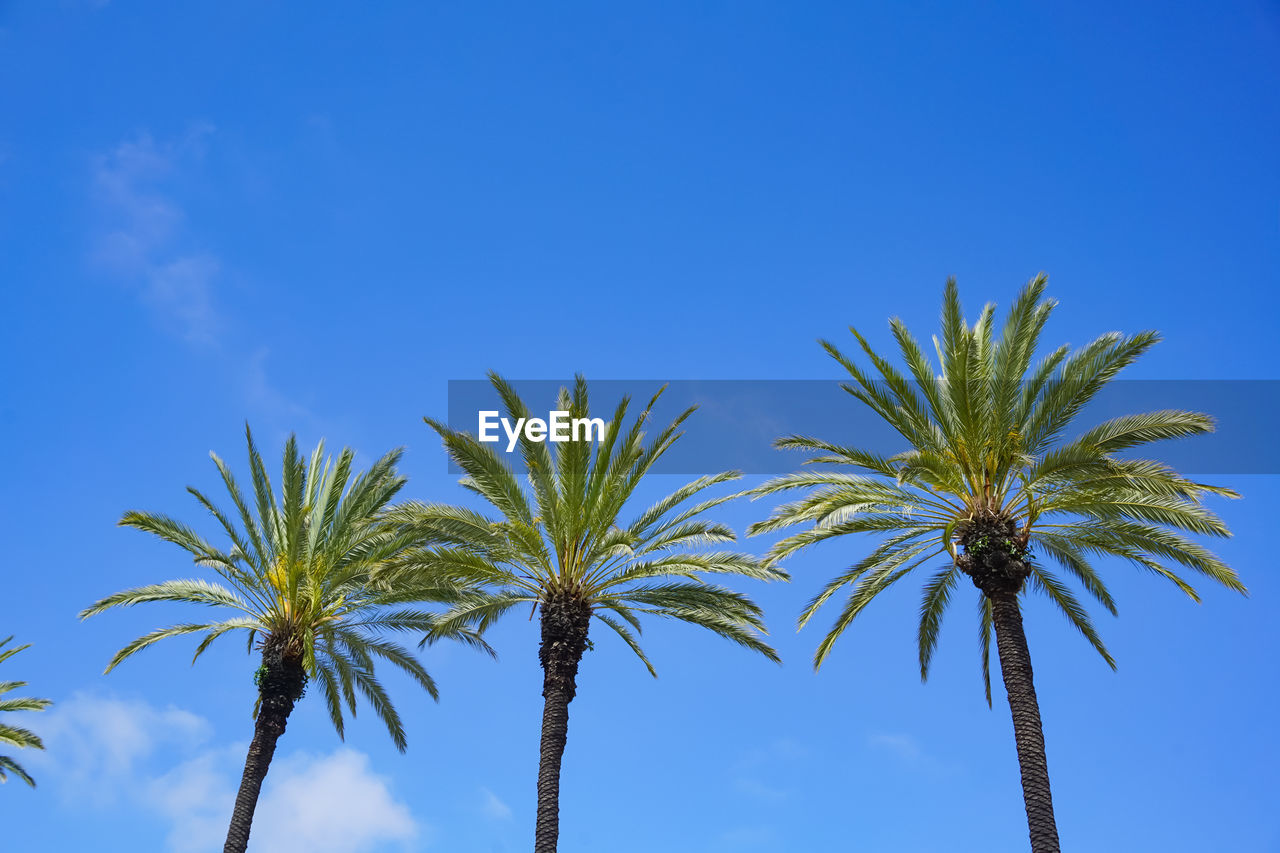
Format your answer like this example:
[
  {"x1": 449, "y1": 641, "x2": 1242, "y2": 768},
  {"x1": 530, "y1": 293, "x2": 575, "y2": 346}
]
[
  {"x1": 34, "y1": 693, "x2": 421, "y2": 853},
  {"x1": 35, "y1": 692, "x2": 212, "y2": 806},
  {"x1": 479, "y1": 786, "x2": 513, "y2": 821},
  {"x1": 732, "y1": 776, "x2": 789, "y2": 802},
  {"x1": 90, "y1": 128, "x2": 313, "y2": 432},
  {"x1": 92, "y1": 126, "x2": 221, "y2": 345},
  {"x1": 739, "y1": 737, "x2": 808, "y2": 765},
  {"x1": 246, "y1": 347, "x2": 312, "y2": 425},
  {"x1": 730, "y1": 736, "x2": 807, "y2": 803},
  {"x1": 866, "y1": 730, "x2": 956, "y2": 778},
  {"x1": 147, "y1": 743, "x2": 242, "y2": 853},
  {"x1": 867, "y1": 732, "x2": 925, "y2": 762}
]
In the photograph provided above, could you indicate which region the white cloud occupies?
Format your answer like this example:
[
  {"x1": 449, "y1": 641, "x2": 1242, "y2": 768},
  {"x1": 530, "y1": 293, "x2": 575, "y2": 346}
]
[
  {"x1": 246, "y1": 348, "x2": 311, "y2": 423},
  {"x1": 34, "y1": 693, "x2": 421, "y2": 853},
  {"x1": 89, "y1": 129, "x2": 312, "y2": 428},
  {"x1": 729, "y1": 737, "x2": 807, "y2": 804},
  {"x1": 731, "y1": 776, "x2": 788, "y2": 802},
  {"x1": 36, "y1": 692, "x2": 212, "y2": 804},
  {"x1": 145, "y1": 255, "x2": 221, "y2": 342},
  {"x1": 479, "y1": 786, "x2": 512, "y2": 821},
  {"x1": 867, "y1": 732, "x2": 924, "y2": 762},
  {"x1": 250, "y1": 750, "x2": 419, "y2": 853},
  {"x1": 738, "y1": 737, "x2": 807, "y2": 766},
  {"x1": 92, "y1": 126, "x2": 221, "y2": 344},
  {"x1": 865, "y1": 730, "x2": 956, "y2": 778},
  {"x1": 148, "y1": 746, "x2": 241, "y2": 853}
]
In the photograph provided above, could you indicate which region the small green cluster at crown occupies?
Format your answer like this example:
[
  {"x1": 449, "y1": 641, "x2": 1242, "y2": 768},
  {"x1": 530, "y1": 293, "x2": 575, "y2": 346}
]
[
  {"x1": 966, "y1": 532, "x2": 1029, "y2": 561},
  {"x1": 253, "y1": 663, "x2": 309, "y2": 701}
]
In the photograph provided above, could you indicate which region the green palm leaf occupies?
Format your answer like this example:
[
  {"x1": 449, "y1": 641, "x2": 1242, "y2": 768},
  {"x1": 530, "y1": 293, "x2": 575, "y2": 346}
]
[
  {"x1": 743, "y1": 275, "x2": 1243, "y2": 676},
  {"x1": 0, "y1": 637, "x2": 51, "y2": 788},
  {"x1": 391, "y1": 375, "x2": 787, "y2": 852},
  {"x1": 82, "y1": 427, "x2": 490, "y2": 851},
  {"x1": 83, "y1": 427, "x2": 482, "y2": 745}
]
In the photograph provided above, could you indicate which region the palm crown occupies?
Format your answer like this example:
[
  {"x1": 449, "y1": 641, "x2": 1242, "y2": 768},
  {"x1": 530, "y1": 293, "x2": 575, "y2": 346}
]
[
  {"x1": 81, "y1": 427, "x2": 462, "y2": 749},
  {"x1": 748, "y1": 275, "x2": 1244, "y2": 695},
  {"x1": 392, "y1": 374, "x2": 787, "y2": 853},
  {"x1": 0, "y1": 637, "x2": 52, "y2": 788},
  {"x1": 392, "y1": 375, "x2": 786, "y2": 669}
]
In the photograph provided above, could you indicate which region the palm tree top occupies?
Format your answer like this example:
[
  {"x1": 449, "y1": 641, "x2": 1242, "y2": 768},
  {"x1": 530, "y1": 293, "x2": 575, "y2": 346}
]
[
  {"x1": 389, "y1": 373, "x2": 788, "y2": 673},
  {"x1": 0, "y1": 636, "x2": 52, "y2": 788},
  {"x1": 81, "y1": 425, "x2": 471, "y2": 750},
  {"x1": 746, "y1": 275, "x2": 1244, "y2": 694}
]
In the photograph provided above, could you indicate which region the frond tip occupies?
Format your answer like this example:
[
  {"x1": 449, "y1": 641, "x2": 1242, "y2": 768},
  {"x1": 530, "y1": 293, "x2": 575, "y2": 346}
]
[
  {"x1": 0, "y1": 637, "x2": 52, "y2": 787},
  {"x1": 395, "y1": 374, "x2": 786, "y2": 681},
  {"x1": 83, "y1": 428, "x2": 472, "y2": 751},
  {"x1": 745, "y1": 275, "x2": 1244, "y2": 688}
]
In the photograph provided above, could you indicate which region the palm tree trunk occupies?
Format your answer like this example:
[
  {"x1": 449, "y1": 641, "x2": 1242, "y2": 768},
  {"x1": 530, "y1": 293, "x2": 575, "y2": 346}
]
[
  {"x1": 990, "y1": 591, "x2": 1061, "y2": 853},
  {"x1": 224, "y1": 647, "x2": 305, "y2": 853},
  {"x1": 534, "y1": 595, "x2": 591, "y2": 853}
]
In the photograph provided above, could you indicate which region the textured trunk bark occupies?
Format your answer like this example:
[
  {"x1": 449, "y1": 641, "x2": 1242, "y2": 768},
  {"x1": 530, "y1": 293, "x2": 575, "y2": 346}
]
[
  {"x1": 991, "y1": 591, "x2": 1061, "y2": 853},
  {"x1": 533, "y1": 677, "x2": 571, "y2": 853},
  {"x1": 533, "y1": 595, "x2": 591, "y2": 853},
  {"x1": 223, "y1": 644, "x2": 305, "y2": 853}
]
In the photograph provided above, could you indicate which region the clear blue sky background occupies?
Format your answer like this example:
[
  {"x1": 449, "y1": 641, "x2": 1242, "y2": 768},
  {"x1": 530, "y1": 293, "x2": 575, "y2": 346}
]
[{"x1": 2, "y1": 2, "x2": 1278, "y2": 851}]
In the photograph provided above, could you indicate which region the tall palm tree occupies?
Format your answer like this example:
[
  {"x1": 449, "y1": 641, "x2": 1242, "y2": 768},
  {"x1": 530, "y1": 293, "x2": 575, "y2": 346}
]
[
  {"x1": 389, "y1": 375, "x2": 786, "y2": 853},
  {"x1": 746, "y1": 276, "x2": 1244, "y2": 853},
  {"x1": 82, "y1": 427, "x2": 474, "y2": 853},
  {"x1": 0, "y1": 637, "x2": 52, "y2": 788}
]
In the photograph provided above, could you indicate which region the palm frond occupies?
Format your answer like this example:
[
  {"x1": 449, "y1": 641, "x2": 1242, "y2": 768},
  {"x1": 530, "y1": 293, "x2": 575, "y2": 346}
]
[
  {"x1": 743, "y1": 276, "x2": 1243, "y2": 693},
  {"x1": 393, "y1": 376, "x2": 784, "y2": 683},
  {"x1": 85, "y1": 430, "x2": 467, "y2": 750},
  {"x1": 0, "y1": 637, "x2": 50, "y2": 788}
]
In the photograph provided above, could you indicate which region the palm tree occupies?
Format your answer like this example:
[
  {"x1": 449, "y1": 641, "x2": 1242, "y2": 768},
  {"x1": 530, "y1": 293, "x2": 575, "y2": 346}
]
[
  {"x1": 746, "y1": 276, "x2": 1245, "y2": 853},
  {"x1": 0, "y1": 637, "x2": 52, "y2": 788},
  {"x1": 82, "y1": 427, "x2": 475, "y2": 853},
  {"x1": 389, "y1": 375, "x2": 786, "y2": 853}
]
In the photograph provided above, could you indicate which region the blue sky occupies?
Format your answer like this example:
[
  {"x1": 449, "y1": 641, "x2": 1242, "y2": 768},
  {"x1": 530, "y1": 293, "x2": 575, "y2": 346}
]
[{"x1": 2, "y1": 2, "x2": 1278, "y2": 851}]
